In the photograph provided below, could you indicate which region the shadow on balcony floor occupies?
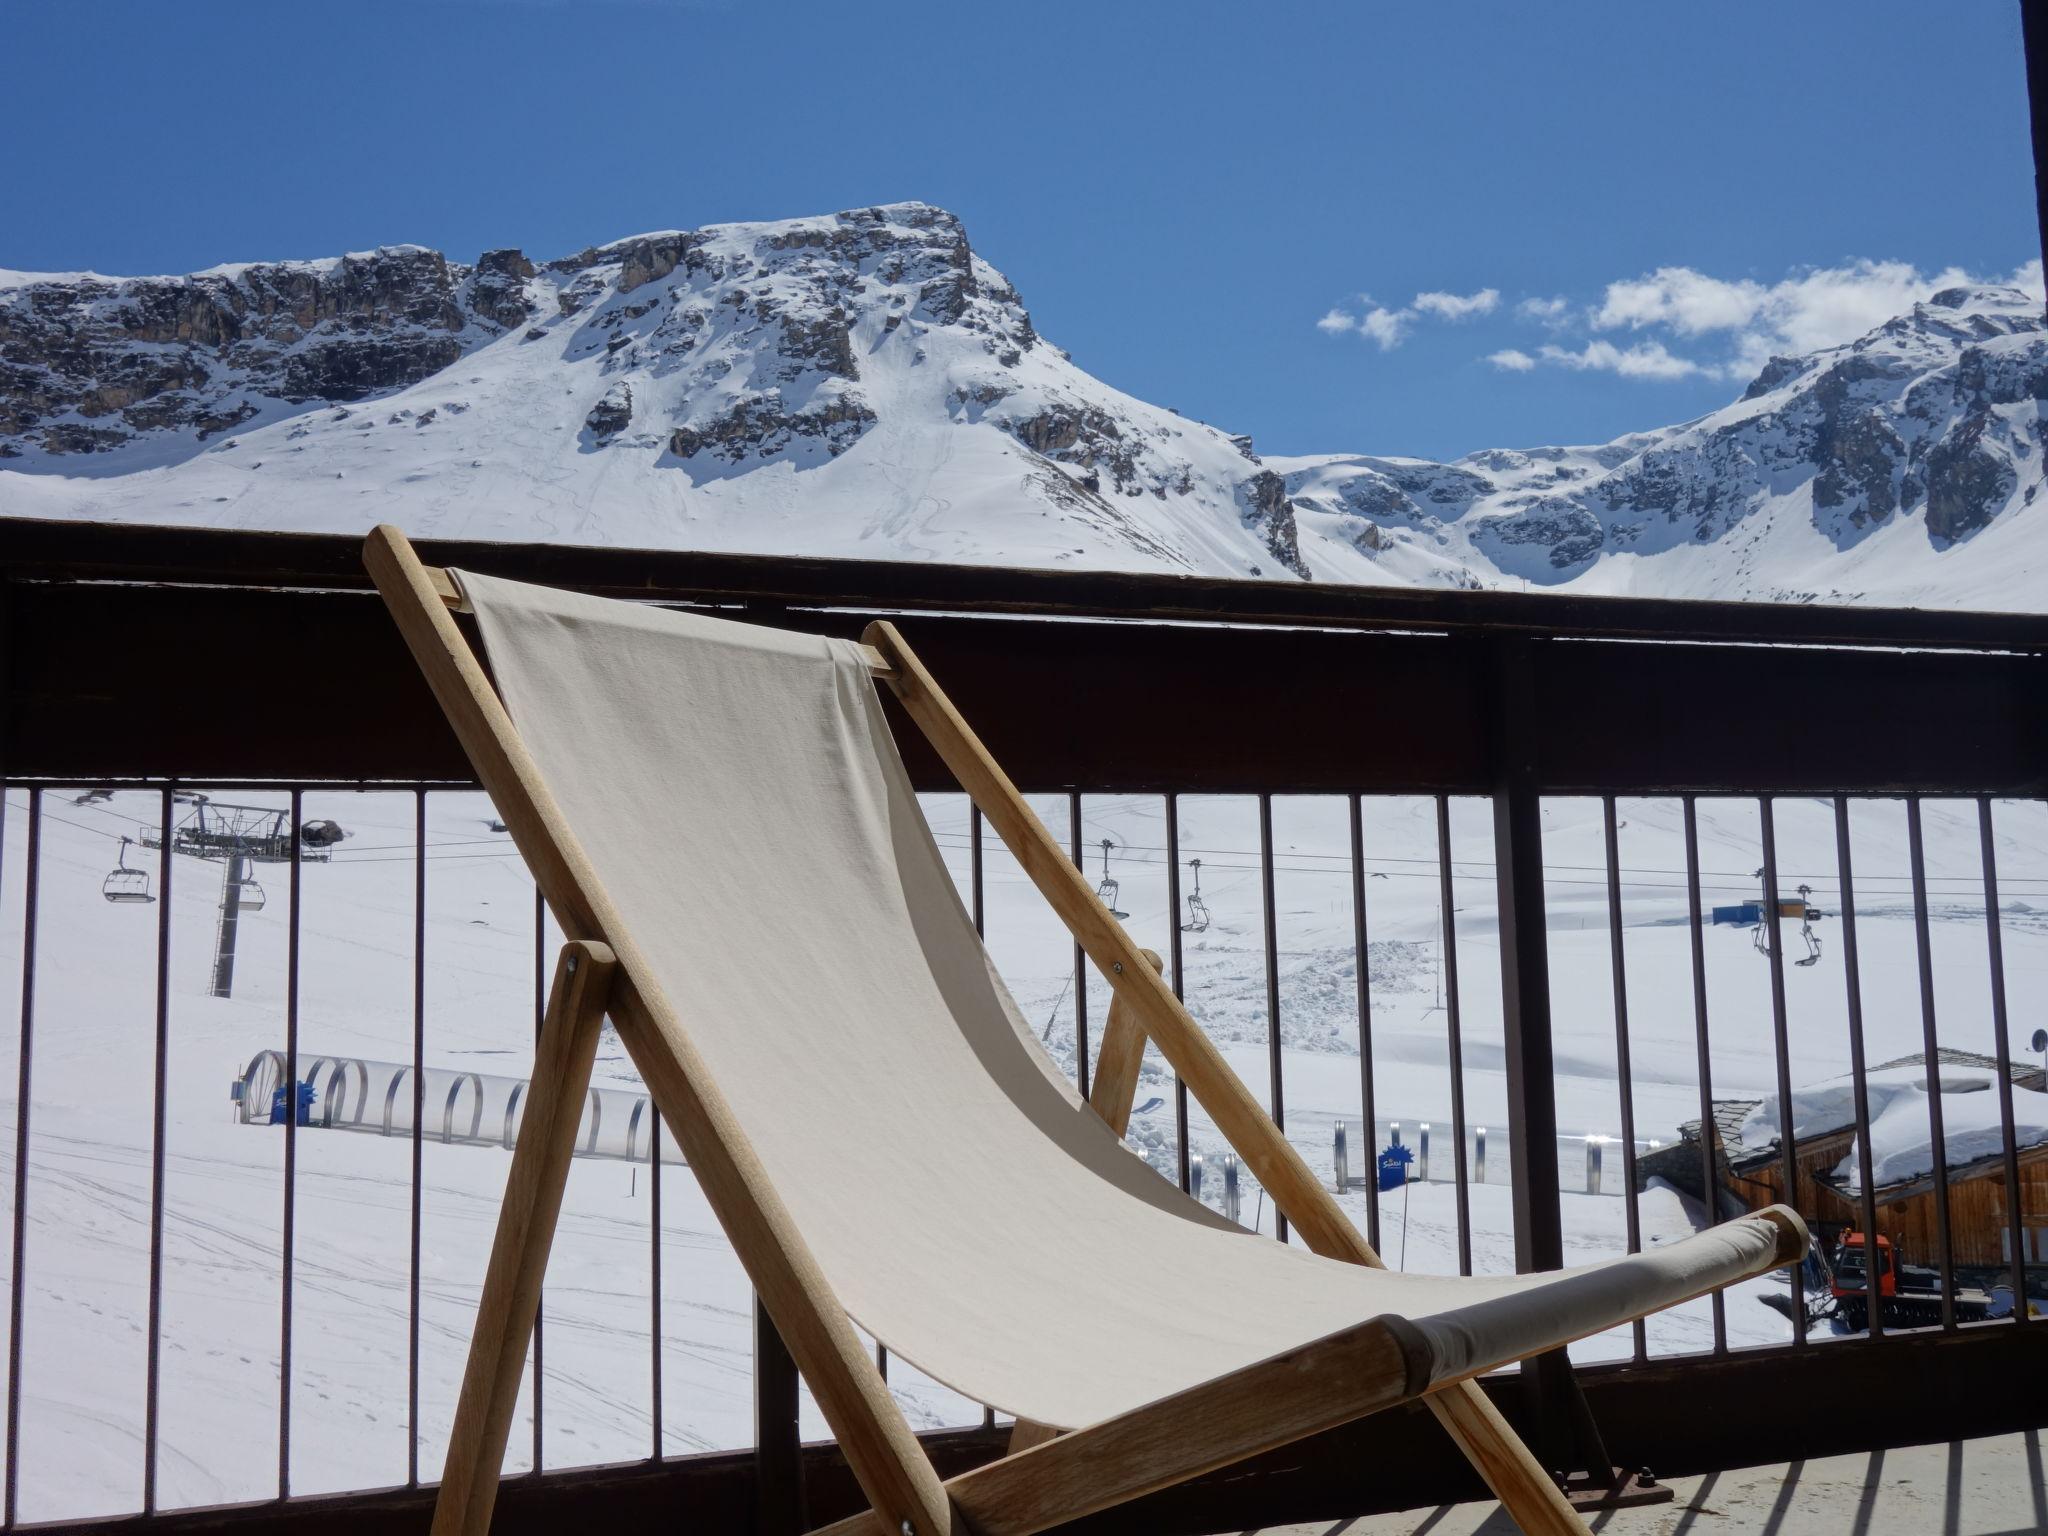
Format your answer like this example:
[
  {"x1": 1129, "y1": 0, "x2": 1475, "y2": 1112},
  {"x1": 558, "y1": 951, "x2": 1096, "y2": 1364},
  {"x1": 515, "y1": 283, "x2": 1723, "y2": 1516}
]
[{"x1": 1227, "y1": 1429, "x2": 2048, "y2": 1536}]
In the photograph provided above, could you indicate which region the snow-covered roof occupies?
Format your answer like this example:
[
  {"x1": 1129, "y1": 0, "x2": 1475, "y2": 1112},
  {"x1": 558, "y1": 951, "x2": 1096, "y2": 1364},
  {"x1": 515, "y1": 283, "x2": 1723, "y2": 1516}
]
[
  {"x1": 1871, "y1": 1046, "x2": 2045, "y2": 1090},
  {"x1": 1834, "y1": 1075, "x2": 2048, "y2": 1196},
  {"x1": 1724, "y1": 1060, "x2": 2048, "y2": 1196},
  {"x1": 1676, "y1": 1048, "x2": 2048, "y2": 1197},
  {"x1": 1734, "y1": 1049, "x2": 2046, "y2": 1154}
]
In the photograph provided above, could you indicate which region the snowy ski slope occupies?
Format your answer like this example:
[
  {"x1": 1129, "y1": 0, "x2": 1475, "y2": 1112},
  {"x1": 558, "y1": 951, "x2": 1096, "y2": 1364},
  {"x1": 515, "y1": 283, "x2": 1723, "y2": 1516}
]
[{"x1": 0, "y1": 785, "x2": 2043, "y2": 1520}]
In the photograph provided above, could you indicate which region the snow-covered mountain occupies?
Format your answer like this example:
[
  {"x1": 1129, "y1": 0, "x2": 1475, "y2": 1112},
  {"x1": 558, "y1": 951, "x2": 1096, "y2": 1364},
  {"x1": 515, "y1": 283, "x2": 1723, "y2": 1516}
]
[
  {"x1": 1279, "y1": 284, "x2": 2048, "y2": 608},
  {"x1": 2, "y1": 203, "x2": 2042, "y2": 609}
]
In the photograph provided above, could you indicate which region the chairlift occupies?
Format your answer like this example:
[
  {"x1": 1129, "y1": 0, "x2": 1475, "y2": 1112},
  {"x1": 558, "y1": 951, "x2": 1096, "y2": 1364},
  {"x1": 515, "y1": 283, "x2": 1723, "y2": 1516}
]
[
  {"x1": 101, "y1": 837, "x2": 156, "y2": 904},
  {"x1": 1095, "y1": 838, "x2": 1128, "y2": 919},
  {"x1": 1790, "y1": 883, "x2": 1824, "y2": 967},
  {"x1": 1180, "y1": 858, "x2": 1211, "y2": 933},
  {"x1": 237, "y1": 873, "x2": 268, "y2": 913},
  {"x1": 298, "y1": 818, "x2": 346, "y2": 850},
  {"x1": 1749, "y1": 872, "x2": 1823, "y2": 968}
]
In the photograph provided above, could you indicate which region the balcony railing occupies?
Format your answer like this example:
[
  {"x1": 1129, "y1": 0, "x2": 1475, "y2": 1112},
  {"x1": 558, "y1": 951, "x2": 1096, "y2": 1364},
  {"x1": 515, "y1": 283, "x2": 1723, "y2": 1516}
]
[{"x1": 0, "y1": 517, "x2": 2044, "y2": 1534}]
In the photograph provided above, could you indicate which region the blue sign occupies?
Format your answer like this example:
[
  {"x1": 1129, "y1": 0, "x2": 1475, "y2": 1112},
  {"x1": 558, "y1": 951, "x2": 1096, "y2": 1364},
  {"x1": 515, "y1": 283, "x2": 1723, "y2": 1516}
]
[
  {"x1": 270, "y1": 1080, "x2": 315, "y2": 1126},
  {"x1": 1377, "y1": 1143, "x2": 1414, "y2": 1192}
]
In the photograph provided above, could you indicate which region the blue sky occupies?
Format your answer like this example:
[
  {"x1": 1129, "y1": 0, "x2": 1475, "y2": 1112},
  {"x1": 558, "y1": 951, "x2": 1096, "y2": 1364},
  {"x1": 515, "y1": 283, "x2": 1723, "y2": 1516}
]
[{"x1": 3, "y1": 1, "x2": 2037, "y2": 460}]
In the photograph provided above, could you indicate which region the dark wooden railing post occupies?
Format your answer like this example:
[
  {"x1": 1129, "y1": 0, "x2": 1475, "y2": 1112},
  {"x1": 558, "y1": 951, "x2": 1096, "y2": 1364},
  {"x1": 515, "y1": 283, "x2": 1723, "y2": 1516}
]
[
  {"x1": 753, "y1": 1296, "x2": 807, "y2": 1536},
  {"x1": 1488, "y1": 637, "x2": 1611, "y2": 1481}
]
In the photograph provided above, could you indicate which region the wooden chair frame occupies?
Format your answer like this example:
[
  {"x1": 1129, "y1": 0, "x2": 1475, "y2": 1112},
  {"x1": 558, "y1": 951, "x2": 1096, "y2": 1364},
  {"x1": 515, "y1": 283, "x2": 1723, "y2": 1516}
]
[{"x1": 364, "y1": 524, "x2": 1594, "y2": 1536}]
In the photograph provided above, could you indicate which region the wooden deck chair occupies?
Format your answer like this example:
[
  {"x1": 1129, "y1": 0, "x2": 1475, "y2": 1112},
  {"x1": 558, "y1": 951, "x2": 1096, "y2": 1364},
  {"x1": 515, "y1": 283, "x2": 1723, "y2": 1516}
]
[{"x1": 363, "y1": 525, "x2": 1806, "y2": 1536}]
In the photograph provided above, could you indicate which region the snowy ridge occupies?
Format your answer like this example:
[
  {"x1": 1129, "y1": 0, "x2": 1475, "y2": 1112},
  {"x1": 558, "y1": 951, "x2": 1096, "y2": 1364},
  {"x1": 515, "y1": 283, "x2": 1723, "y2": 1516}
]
[
  {"x1": 2, "y1": 205, "x2": 2043, "y2": 608},
  {"x1": 1278, "y1": 285, "x2": 2048, "y2": 609}
]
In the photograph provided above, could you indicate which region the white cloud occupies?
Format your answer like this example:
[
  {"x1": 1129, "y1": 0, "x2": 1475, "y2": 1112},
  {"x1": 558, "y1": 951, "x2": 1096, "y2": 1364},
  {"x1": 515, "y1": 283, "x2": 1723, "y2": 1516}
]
[
  {"x1": 1536, "y1": 339, "x2": 1708, "y2": 380},
  {"x1": 1325, "y1": 258, "x2": 2038, "y2": 376},
  {"x1": 1315, "y1": 298, "x2": 1415, "y2": 349},
  {"x1": 1488, "y1": 257, "x2": 2041, "y2": 385},
  {"x1": 1412, "y1": 287, "x2": 1499, "y2": 321},
  {"x1": 1592, "y1": 267, "x2": 1766, "y2": 336},
  {"x1": 1357, "y1": 305, "x2": 1413, "y2": 350},
  {"x1": 1318, "y1": 285, "x2": 1501, "y2": 349},
  {"x1": 1585, "y1": 258, "x2": 2047, "y2": 366}
]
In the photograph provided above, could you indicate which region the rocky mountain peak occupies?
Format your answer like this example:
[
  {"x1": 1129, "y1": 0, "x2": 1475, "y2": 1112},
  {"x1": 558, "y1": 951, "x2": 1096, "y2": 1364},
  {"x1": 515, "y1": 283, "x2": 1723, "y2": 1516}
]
[{"x1": 0, "y1": 205, "x2": 1309, "y2": 580}]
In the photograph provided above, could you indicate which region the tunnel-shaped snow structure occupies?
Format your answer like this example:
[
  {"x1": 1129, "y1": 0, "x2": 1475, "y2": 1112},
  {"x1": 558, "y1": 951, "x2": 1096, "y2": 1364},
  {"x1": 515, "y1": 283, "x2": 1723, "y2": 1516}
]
[{"x1": 235, "y1": 1051, "x2": 687, "y2": 1165}]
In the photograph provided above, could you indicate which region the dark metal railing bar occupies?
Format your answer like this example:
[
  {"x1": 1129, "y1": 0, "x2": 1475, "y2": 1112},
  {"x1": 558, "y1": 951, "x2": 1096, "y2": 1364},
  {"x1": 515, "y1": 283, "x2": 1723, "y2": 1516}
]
[
  {"x1": 970, "y1": 805, "x2": 985, "y2": 939},
  {"x1": 1434, "y1": 795, "x2": 1471, "y2": 1277},
  {"x1": 1349, "y1": 795, "x2": 1381, "y2": 1252},
  {"x1": 1600, "y1": 795, "x2": 1647, "y2": 1364},
  {"x1": 407, "y1": 789, "x2": 426, "y2": 1486},
  {"x1": 1164, "y1": 796, "x2": 1190, "y2": 1196},
  {"x1": 649, "y1": 1101, "x2": 664, "y2": 1457},
  {"x1": 278, "y1": 790, "x2": 304, "y2": 1497},
  {"x1": 1905, "y1": 798, "x2": 1958, "y2": 1330},
  {"x1": 531, "y1": 884, "x2": 546, "y2": 1470},
  {"x1": 1757, "y1": 799, "x2": 1807, "y2": 1346},
  {"x1": 143, "y1": 788, "x2": 173, "y2": 1510},
  {"x1": 1257, "y1": 795, "x2": 1287, "y2": 1244},
  {"x1": 1834, "y1": 796, "x2": 1886, "y2": 1341},
  {"x1": 1681, "y1": 796, "x2": 1728, "y2": 1353},
  {"x1": 1977, "y1": 798, "x2": 2029, "y2": 1325},
  {"x1": 968, "y1": 803, "x2": 993, "y2": 1432},
  {"x1": 4, "y1": 789, "x2": 41, "y2": 1528},
  {"x1": 1068, "y1": 793, "x2": 1089, "y2": 1100}
]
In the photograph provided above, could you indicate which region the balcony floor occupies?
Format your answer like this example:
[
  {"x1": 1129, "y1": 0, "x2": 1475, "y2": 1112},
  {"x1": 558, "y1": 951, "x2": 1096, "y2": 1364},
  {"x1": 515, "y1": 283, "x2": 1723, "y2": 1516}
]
[{"x1": 1234, "y1": 1430, "x2": 2048, "y2": 1536}]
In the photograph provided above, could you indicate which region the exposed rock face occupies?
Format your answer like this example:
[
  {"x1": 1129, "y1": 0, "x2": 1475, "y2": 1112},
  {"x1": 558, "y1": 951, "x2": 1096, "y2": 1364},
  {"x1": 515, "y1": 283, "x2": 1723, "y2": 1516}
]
[
  {"x1": 0, "y1": 245, "x2": 513, "y2": 453},
  {"x1": 1920, "y1": 410, "x2": 2014, "y2": 542},
  {"x1": 614, "y1": 234, "x2": 697, "y2": 295},
  {"x1": 584, "y1": 381, "x2": 633, "y2": 443},
  {"x1": 666, "y1": 392, "x2": 875, "y2": 462},
  {"x1": 1238, "y1": 470, "x2": 1308, "y2": 577},
  {"x1": 470, "y1": 249, "x2": 537, "y2": 331}
]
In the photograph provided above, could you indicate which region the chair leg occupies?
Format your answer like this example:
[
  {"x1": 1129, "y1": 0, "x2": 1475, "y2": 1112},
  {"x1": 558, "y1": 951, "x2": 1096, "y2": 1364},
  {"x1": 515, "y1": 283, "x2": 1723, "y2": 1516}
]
[
  {"x1": 1006, "y1": 1419, "x2": 1061, "y2": 1455},
  {"x1": 1428, "y1": 1381, "x2": 1584, "y2": 1535},
  {"x1": 1087, "y1": 949, "x2": 1163, "y2": 1139},
  {"x1": 431, "y1": 940, "x2": 618, "y2": 1536}
]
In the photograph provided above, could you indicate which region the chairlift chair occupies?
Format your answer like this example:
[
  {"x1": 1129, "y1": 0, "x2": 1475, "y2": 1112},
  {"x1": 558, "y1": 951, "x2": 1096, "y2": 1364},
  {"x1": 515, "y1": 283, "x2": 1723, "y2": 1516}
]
[
  {"x1": 1791, "y1": 884, "x2": 1824, "y2": 967},
  {"x1": 1750, "y1": 875, "x2": 1822, "y2": 967},
  {"x1": 101, "y1": 837, "x2": 155, "y2": 905},
  {"x1": 1095, "y1": 838, "x2": 1128, "y2": 919},
  {"x1": 1180, "y1": 857, "x2": 1211, "y2": 933},
  {"x1": 237, "y1": 873, "x2": 268, "y2": 912}
]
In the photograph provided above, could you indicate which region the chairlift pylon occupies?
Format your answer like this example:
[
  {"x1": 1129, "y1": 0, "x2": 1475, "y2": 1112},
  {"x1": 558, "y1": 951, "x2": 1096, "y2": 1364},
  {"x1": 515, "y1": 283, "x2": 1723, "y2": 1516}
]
[
  {"x1": 1095, "y1": 838, "x2": 1128, "y2": 919},
  {"x1": 1180, "y1": 857, "x2": 1211, "y2": 933},
  {"x1": 101, "y1": 836, "x2": 156, "y2": 905}
]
